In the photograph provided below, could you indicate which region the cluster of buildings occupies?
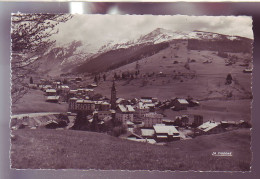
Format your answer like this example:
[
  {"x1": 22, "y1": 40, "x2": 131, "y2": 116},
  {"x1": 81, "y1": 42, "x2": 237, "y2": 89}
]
[
  {"x1": 27, "y1": 76, "x2": 251, "y2": 144},
  {"x1": 29, "y1": 77, "x2": 97, "y2": 104},
  {"x1": 64, "y1": 80, "x2": 200, "y2": 143}
]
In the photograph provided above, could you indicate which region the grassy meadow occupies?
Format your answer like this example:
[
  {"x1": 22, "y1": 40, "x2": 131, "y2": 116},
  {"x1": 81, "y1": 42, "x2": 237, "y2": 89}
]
[
  {"x1": 10, "y1": 128, "x2": 251, "y2": 171},
  {"x1": 12, "y1": 89, "x2": 68, "y2": 114}
]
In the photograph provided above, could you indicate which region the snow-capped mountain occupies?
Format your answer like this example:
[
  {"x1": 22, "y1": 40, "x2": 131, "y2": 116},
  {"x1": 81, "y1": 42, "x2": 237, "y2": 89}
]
[
  {"x1": 29, "y1": 27, "x2": 251, "y2": 76},
  {"x1": 94, "y1": 28, "x2": 246, "y2": 55}
]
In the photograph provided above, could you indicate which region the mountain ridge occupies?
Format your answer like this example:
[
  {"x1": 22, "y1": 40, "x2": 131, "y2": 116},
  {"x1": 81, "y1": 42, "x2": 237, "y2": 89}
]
[{"x1": 29, "y1": 28, "x2": 253, "y2": 76}]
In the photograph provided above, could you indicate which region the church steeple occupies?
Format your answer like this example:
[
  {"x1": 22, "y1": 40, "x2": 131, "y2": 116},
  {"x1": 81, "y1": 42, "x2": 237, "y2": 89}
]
[{"x1": 111, "y1": 80, "x2": 117, "y2": 110}]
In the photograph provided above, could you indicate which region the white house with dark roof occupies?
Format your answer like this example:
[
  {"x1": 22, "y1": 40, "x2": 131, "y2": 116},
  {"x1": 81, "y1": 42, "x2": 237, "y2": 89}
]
[{"x1": 116, "y1": 104, "x2": 135, "y2": 124}]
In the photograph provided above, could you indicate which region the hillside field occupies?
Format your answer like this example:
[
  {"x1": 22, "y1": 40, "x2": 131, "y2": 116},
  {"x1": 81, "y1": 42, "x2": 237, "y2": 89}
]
[
  {"x1": 10, "y1": 128, "x2": 251, "y2": 170},
  {"x1": 93, "y1": 41, "x2": 251, "y2": 100},
  {"x1": 12, "y1": 89, "x2": 68, "y2": 114},
  {"x1": 90, "y1": 41, "x2": 252, "y2": 123}
]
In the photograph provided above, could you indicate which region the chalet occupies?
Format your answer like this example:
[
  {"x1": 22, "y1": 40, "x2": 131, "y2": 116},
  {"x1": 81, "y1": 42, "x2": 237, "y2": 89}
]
[
  {"x1": 61, "y1": 85, "x2": 70, "y2": 92},
  {"x1": 187, "y1": 99, "x2": 200, "y2": 107},
  {"x1": 172, "y1": 98, "x2": 189, "y2": 111},
  {"x1": 153, "y1": 125, "x2": 180, "y2": 142},
  {"x1": 116, "y1": 104, "x2": 135, "y2": 124},
  {"x1": 46, "y1": 89, "x2": 57, "y2": 96},
  {"x1": 143, "y1": 112, "x2": 163, "y2": 128},
  {"x1": 46, "y1": 96, "x2": 60, "y2": 103},
  {"x1": 135, "y1": 102, "x2": 150, "y2": 118},
  {"x1": 196, "y1": 121, "x2": 225, "y2": 135}
]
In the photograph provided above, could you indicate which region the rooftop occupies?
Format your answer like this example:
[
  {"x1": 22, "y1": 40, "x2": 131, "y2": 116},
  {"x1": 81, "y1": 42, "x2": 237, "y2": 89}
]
[
  {"x1": 46, "y1": 89, "x2": 56, "y2": 93},
  {"x1": 76, "y1": 99, "x2": 94, "y2": 104},
  {"x1": 153, "y1": 125, "x2": 179, "y2": 135},
  {"x1": 94, "y1": 101, "x2": 110, "y2": 105},
  {"x1": 47, "y1": 96, "x2": 59, "y2": 100},
  {"x1": 137, "y1": 102, "x2": 150, "y2": 109},
  {"x1": 144, "y1": 112, "x2": 163, "y2": 118},
  {"x1": 118, "y1": 104, "x2": 135, "y2": 113},
  {"x1": 197, "y1": 121, "x2": 221, "y2": 132},
  {"x1": 141, "y1": 129, "x2": 155, "y2": 137},
  {"x1": 140, "y1": 98, "x2": 153, "y2": 104},
  {"x1": 126, "y1": 105, "x2": 135, "y2": 112},
  {"x1": 61, "y1": 85, "x2": 69, "y2": 89},
  {"x1": 177, "y1": 99, "x2": 189, "y2": 104}
]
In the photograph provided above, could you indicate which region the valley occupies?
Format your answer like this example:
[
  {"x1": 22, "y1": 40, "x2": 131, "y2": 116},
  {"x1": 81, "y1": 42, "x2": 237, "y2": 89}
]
[{"x1": 11, "y1": 26, "x2": 253, "y2": 171}]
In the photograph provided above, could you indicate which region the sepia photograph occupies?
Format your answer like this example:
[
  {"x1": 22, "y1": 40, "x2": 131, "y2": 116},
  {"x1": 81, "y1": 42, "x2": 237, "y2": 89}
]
[{"x1": 10, "y1": 14, "x2": 253, "y2": 171}]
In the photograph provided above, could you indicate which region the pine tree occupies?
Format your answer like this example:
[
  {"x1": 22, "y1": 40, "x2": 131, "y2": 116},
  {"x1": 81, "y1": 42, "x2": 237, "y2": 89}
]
[
  {"x1": 73, "y1": 111, "x2": 90, "y2": 131},
  {"x1": 226, "y1": 73, "x2": 233, "y2": 85},
  {"x1": 94, "y1": 75, "x2": 98, "y2": 83},
  {"x1": 29, "y1": 77, "x2": 33, "y2": 84},
  {"x1": 114, "y1": 73, "x2": 118, "y2": 80}
]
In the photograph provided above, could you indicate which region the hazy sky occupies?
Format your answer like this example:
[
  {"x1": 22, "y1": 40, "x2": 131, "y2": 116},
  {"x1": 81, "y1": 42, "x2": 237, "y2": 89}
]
[{"x1": 51, "y1": 15, "x2": 253, "y2": 50}]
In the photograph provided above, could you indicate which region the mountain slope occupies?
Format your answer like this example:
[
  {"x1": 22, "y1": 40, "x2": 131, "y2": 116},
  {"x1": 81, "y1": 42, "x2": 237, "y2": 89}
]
[
  {"x1": 28, "y1": 28, "x2": 253, "y2": 76},
  {"x1": 74, "y1": 42, "x2": 170, "y2": 74},
  {"x1": 73, "y1": 29, "x2": 252, "y2": 74}
]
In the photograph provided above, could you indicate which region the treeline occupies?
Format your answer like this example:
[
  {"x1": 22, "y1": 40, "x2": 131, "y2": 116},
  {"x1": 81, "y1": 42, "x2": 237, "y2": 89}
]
[{"x1": 71, "y1": 111, "x2": 127, "y2": 137}]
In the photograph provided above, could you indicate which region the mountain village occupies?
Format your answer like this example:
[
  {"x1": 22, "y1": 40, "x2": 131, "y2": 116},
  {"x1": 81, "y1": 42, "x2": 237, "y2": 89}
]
[
  {"x1": 11, "y1": 70, "x2": 251, "y2": 145},
  {"x1": 10, "y1": 14, "x2": 253, "y2": 170}
]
